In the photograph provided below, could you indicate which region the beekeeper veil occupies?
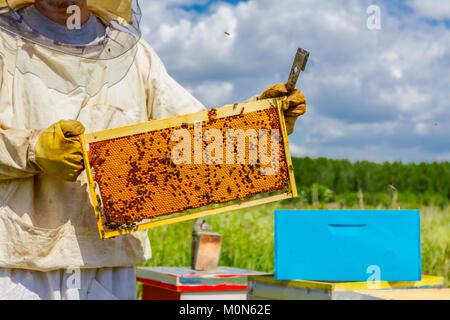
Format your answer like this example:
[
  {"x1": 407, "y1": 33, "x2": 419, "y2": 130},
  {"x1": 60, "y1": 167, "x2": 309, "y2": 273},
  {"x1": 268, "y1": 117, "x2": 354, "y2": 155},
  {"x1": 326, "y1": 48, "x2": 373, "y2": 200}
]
[{"x1": 0, "y1": 0, "x2": 142, "y2": 96}]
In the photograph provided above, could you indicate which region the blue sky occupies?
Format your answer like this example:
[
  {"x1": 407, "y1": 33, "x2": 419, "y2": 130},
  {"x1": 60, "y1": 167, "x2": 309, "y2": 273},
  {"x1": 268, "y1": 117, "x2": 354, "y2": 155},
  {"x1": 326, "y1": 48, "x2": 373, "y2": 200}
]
[
  {"x1": 139, "y1": 0, "x2": 450, "y2": 163},
  {"x1": 180, "y1": 0, "x2": 243, "y2": 12}
]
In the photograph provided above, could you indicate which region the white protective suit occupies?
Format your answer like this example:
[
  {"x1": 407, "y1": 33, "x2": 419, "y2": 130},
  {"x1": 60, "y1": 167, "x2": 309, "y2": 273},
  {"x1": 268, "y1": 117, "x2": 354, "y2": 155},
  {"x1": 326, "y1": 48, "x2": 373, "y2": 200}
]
[{"x1": 0, "y1": 3, "x2": 205, "y2": 299}]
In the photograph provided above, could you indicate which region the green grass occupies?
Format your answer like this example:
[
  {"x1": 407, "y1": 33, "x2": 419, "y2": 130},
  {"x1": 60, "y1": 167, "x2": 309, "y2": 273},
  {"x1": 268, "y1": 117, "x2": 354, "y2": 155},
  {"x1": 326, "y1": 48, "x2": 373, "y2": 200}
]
[
  {"x1": 420, "y1": 206, "x2": 449, "y2": 286},
  {"x1": 139, "y1": 201, "x2": 450, "y2": 293}
]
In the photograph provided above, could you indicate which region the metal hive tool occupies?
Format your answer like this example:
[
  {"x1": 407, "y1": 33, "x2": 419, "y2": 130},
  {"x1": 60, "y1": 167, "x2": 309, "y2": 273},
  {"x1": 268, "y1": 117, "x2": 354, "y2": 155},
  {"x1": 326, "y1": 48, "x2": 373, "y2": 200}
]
[{"x1": 80, "y1": 98, "x2": 297, "y2": 239}]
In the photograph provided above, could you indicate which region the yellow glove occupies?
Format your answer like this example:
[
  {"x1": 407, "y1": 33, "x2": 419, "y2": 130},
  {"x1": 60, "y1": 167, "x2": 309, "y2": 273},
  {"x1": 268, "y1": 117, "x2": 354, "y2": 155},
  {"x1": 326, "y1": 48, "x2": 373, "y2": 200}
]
[
  {"x1": 34, "y1": 120, "x2": 85, "y2": 182},
  {"x1": 260, "y1": 83, "x2": 307, "y2": 135}
]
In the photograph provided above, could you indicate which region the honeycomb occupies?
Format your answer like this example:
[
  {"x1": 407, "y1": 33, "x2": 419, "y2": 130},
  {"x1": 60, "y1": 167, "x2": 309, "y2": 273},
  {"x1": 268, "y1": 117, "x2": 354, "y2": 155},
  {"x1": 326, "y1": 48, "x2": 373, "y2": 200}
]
[{"x1": 87, "y1": 107, "x2": 289, "y2": 232}]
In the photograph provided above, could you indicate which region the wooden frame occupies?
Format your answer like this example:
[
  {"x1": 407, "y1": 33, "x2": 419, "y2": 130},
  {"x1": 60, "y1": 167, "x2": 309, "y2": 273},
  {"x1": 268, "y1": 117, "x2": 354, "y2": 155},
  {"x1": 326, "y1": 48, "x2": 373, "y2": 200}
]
[{"x1": 80, "y1": 98, "x2": 297, "y2": 239}]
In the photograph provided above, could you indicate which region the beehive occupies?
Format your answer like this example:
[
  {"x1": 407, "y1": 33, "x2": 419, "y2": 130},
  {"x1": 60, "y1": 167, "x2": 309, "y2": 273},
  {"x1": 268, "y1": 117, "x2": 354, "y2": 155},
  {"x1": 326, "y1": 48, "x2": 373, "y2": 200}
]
[{"x1": 81, "y1": 98, "x2": 297, "y2": 239}]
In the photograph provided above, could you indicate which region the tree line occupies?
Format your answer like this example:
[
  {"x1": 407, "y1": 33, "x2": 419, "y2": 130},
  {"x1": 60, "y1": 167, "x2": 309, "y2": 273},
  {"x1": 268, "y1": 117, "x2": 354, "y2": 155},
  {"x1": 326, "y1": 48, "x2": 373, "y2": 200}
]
[{"x1": 291, "y1": 157, "x2": 450, "y2": 202}]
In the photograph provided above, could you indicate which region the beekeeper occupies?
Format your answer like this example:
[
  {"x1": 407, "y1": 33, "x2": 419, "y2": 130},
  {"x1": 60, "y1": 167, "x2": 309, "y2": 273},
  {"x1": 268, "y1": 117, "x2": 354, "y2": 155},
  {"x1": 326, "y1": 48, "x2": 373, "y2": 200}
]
[{"x1": 0, "y1": 0, "x2": 306, "y2": 300}]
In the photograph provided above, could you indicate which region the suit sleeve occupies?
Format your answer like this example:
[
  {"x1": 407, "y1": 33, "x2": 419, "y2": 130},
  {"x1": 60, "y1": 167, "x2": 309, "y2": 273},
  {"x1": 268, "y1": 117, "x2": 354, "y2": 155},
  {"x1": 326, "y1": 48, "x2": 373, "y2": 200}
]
[
  {"x1": 0, "y1": 127, "x2": 41, "y2": 180},
  {"x1": 0, "y1": 55, "x2": 40, "y2": 180}
]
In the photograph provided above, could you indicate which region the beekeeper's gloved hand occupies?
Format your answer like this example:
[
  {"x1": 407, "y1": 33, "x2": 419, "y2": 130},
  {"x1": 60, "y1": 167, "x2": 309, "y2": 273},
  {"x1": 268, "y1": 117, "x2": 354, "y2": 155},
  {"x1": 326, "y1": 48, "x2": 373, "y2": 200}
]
[
  {"x1": 33, "y1": 120, "x2": 85, "y2": 181},
  {"x1": 260, "y1": 84, "x2": 307, "y2": 135}
]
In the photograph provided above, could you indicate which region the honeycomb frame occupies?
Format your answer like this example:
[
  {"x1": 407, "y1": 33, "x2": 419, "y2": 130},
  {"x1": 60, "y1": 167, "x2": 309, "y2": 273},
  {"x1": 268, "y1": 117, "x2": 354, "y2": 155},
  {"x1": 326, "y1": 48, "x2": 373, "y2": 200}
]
[{"x1": 80, "y1": 98, "x2": 297, "y2": 239}]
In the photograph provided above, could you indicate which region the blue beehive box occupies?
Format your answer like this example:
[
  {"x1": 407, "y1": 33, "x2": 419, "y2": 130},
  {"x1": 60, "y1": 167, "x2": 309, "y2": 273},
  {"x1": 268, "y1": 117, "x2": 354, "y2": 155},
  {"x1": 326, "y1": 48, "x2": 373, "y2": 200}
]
[{"x1": 275, "y1": 210, "x2": 421, "y2": 282}]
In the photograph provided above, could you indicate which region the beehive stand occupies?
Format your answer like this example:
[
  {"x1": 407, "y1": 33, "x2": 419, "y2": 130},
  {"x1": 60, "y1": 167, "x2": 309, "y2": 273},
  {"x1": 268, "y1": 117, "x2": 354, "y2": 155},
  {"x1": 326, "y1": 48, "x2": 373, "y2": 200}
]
[{"x1": 80, "y1": 98, "x2": 297, "y2": 239}]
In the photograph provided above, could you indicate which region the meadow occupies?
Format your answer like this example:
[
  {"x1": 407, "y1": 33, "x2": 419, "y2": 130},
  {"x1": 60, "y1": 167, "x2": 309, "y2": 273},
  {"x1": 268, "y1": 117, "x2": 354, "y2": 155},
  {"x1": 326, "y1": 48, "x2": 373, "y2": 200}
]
[
  {"x1": 139, "y1": 200, "x2": 449, "y2": 289},
  {"x1": 138, "y1": 157, "x2": 450, "y2": 297}
]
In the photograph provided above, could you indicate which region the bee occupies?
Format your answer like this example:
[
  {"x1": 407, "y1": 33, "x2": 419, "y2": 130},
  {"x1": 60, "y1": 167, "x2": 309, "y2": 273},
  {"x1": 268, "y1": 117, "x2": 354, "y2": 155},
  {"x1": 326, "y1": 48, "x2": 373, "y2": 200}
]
[
  {"x1": 227, "y1": 186, "x2": 232, "y2": 194},
  {"x1": 215, "y1": 180, "x2": 222, "y2": 187},
  {"x1": 195, "y1": 184, "x2": 201, "y2": 191},
  {"x1": 208, "y1": 109, "x2": 218, "y2": 122}
]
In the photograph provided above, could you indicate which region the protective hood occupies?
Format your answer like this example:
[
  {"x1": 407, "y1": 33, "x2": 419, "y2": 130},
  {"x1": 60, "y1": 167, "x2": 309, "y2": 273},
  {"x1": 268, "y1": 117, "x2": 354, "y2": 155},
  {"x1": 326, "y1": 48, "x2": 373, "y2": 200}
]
[
  {"x1": 0, "y1": 0, "x2": 142, "y2": 96},
  {"x1": 0, "y1": 0, "x2": 134, "y2": 23},
  {"x1": 0, "y1": 0, "x2": 141, "y2": 59}
]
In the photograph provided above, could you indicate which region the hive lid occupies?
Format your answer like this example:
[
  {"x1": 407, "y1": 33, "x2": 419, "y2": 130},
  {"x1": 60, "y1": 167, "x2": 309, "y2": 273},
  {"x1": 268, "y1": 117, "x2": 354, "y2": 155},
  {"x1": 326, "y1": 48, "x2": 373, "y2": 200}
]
[{"x1": 137, "y1": 267, "x2": 270, "y2": 290}]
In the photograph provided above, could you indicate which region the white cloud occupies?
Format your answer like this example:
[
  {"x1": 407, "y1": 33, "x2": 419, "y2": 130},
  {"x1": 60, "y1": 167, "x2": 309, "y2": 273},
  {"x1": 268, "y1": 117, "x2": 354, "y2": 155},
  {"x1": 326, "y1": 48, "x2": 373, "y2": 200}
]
[
  {"x1": 415, "y1": 122, "x2": 430, "y2": 136},
  {"x1": 379, "y1": 86, "x2": 431, "y2": 113},
  {"x1": 407, "y1": 0, "x2": 450, "y2": 20},
  {"x1": 139, "y1": 0, "x2": 450, "y2": 162},
  {"x1": 289, "y1": 143, "x2": 315, "y2": 158},
  {"x1": 186, "y1": 81, "x2": 235, "y2": 107}
]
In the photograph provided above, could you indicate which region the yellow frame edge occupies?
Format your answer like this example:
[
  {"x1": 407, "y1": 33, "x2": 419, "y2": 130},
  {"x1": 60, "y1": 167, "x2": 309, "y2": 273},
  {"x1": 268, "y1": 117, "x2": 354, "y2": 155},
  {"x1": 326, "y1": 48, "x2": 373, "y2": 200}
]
[
  {"x1": 80, "y1": 134, "x2": 106, "y2": 240},
  {"x1": 83, "y1": 98, "x2": 282, "y2": 143},
  {"x1": 248, "y1": 275, "x2": 445, "y2": 292}
]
